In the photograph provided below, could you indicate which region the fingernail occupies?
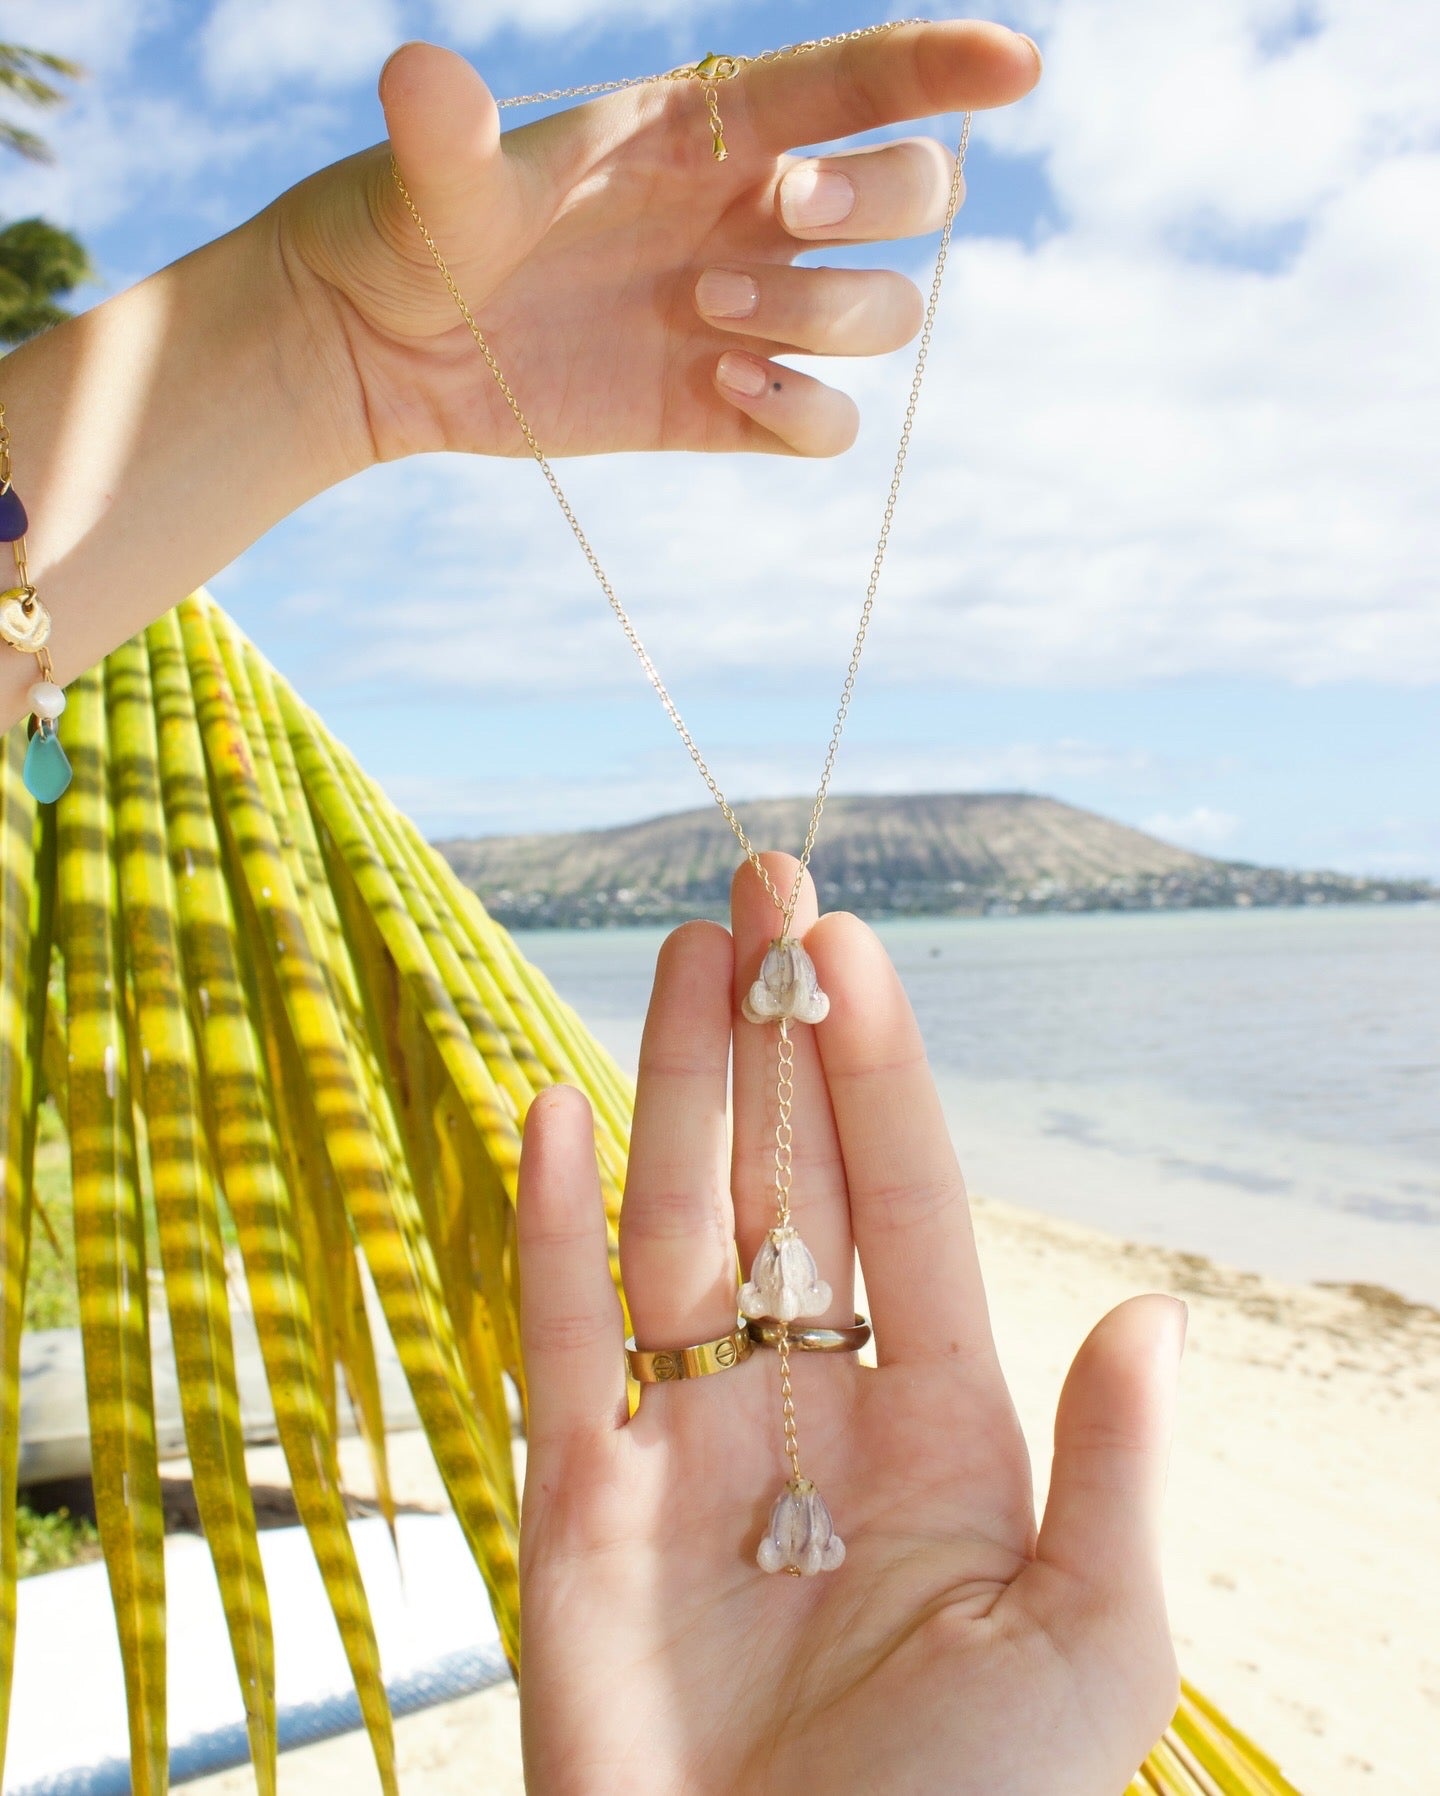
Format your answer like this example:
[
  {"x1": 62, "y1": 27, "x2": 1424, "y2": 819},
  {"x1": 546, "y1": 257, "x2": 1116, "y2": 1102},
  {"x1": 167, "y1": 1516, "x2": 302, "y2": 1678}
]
[
  {"x1": 717, "y1": 351, "x2": 769, "y2": 398},
  {"x1": 696, "y1": 268, "x2": 759, "y2": 320},
  {"x1": 780, "y1": 164, "x2": 855, "y2": 231},
  {"x1": 1174, "y1": 1298, "x2": 1189, "y2": 1355},
  {"x1": 1016, "y1": 31, "x2": 1044, "y2": 75}
]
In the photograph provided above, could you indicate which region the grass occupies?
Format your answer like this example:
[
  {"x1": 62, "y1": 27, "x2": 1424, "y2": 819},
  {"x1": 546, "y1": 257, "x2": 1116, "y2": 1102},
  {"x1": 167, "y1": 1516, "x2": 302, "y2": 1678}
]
[{"x1": 17, "y1": 1502, "x2": 101, "y2": 1577}]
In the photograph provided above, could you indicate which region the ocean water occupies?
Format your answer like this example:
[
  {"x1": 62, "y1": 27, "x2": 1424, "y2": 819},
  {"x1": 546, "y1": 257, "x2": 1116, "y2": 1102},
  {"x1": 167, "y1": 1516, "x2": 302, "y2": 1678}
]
[{"x1": 512, "y1": 904, "x2": 1440, "y2": 1305}]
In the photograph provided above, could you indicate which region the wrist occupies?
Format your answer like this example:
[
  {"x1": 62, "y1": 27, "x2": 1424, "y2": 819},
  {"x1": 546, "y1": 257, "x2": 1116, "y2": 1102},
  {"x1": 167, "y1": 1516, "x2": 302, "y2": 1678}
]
[{"x1": 0, "y1": 206, "x2": 372, "y2": 731}]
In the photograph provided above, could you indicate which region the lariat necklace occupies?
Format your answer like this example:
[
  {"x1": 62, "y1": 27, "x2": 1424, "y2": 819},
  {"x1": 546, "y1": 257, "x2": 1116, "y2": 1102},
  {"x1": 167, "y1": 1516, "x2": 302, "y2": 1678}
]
[{"x1": 392, "y1": 21, "x2": 969, "y2": 1577}]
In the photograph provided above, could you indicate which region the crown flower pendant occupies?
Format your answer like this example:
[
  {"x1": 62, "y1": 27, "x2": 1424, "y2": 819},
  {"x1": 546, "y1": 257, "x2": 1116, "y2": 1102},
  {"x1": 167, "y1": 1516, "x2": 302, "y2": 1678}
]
[
  {"x1": 742, "y1": 937, "x2": 830, "y2": 1026},
  {"x1": 757, "y1": 1476, "x2": 846, "y2": 1576},
  {"x1": 740, "y1": 1225, "x2": 832, "y2": 1323}
]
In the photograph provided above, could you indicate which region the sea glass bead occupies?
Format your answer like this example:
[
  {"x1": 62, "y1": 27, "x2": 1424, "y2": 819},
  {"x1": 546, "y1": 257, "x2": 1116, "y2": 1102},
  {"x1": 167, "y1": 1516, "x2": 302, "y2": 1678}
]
[
  {"x1": 27, "y1": 680, "x2": 65, "y2": 720},
  {"x1": 757, "y1": 1476, "x2": 845, "y2": 1576},
  {"x1": 0, "y1": 484, "x2": 27, "y2": 543},
  {"x1": 23, "y1": 723, "x2": 72, "y2": 802},
  {"x1": 740, "y1": 1225, "x2": 831, "y2": 1322},
  {"x1": 742, "y1": 937, "x2": 830, "y2": 1025}
]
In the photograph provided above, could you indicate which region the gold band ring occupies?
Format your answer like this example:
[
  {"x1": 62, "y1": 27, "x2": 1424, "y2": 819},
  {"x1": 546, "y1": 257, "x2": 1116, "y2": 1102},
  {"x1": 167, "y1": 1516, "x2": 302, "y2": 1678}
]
[
  {"x1": 745, "y1": 1312, "x2": 872, "y2": 1353},
  {"x1": 625, "y1": 1321, "x2": 754, "y2": 1383}
]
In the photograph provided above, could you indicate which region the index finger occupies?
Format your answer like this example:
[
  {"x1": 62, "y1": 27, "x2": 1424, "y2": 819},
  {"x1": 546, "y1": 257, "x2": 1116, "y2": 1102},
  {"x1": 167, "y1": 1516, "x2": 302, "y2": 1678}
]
[{"x1": 737, "y1": 19, "x2": 1042, "y2": 157}]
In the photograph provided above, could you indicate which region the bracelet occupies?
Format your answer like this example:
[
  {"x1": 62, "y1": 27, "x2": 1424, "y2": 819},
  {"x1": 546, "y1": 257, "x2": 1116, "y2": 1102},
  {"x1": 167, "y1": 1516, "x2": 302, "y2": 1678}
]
[{"x1": 0, "y1": 400, "x2": 70, "y2": 801}]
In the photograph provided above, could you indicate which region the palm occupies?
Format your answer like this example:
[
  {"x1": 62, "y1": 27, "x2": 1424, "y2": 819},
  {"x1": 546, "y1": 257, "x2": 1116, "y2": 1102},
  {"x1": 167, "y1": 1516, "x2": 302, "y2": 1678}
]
[
  {"x1": 269, "y1": 24, "x2": 1041, "y2": 465},
  {"x1": 515, "y1": 856, "x2": 1186, "y2": 1796}
]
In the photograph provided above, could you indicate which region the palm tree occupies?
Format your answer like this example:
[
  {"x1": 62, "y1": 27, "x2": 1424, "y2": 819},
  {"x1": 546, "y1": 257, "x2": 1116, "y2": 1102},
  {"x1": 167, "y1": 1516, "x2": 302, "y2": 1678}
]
[
  {"x1": 0, "y1": 44, "x2": 93, "y2": 344},
  {"x1": 0, "y1": 594, "x2": 1302, "y2": 1796},
  {"x1": 0, "y1": 216, "x2": 94, "y2": 344},
  {"x1": 0, "y1": 43, "x2": 84, "y2": 163}
]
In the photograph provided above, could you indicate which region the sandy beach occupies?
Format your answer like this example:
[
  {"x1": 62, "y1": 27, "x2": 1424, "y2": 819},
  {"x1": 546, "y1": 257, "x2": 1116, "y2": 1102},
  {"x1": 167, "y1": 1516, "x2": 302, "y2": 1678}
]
[{"x1": 175, "y1": 1190, "x2": 1439, "y2": 1796}]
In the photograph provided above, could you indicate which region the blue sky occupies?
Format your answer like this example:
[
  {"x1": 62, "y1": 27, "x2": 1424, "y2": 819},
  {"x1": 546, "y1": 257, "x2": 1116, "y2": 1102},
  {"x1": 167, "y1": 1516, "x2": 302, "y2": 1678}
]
[{"x1": 4, "y1": 0, "x2": 1438, "y2": 875}]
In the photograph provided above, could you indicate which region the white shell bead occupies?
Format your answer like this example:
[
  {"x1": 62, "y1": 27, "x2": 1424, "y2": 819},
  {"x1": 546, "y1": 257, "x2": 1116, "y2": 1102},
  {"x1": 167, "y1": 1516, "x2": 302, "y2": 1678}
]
[
  {"x1": 739, "y1": 1225, "x2": 831, "y2": 1323},
  {"x1": 757, "y1": 1477, "x2": 845, "y2": 1576},
  {"x1": 742, "y1": 937, "x2": 830, "y2": 1026},
  {"x1": 27, "y1": 680, "x2": 65, "y2": 720}
]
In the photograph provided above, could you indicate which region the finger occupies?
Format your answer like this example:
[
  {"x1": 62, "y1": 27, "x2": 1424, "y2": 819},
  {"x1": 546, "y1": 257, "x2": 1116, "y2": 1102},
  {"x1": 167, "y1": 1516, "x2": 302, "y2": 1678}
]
[
  {"x1": 1035, "y1": 1295, "x2": 1187, "y2": 1598},
  {"x1": 516, "y1": 1085, "x2": 629, "y2": 1445},
  {"x1": 379, "y1": 42, "x2": 536, "y2": 293},
  {"x1": 730, "y1": 856, "x2": 854, "y2": 1325},
  {"x1": 619, "y1": 922, "x2": 740, "y2": 1350},
  {"x1": 741, "y1": 19, "x2": 1042, "y2": 156},
  {"x1": 806, "y1": 911, "x2": 998, "y2": 1371},
  {"x1": 695, "y1": 264, "x2": 924, "y2": 357},
  {"x1": 775, "y1": 139, "x2": 961, "y2": 246},
  {"x1": 713, "y1": 353, "x2": 859, "y2": 457}
]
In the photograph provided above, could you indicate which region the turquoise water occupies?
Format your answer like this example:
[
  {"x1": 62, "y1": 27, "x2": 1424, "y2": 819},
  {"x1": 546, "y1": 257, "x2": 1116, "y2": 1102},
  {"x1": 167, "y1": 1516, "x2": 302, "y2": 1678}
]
[{"x1": 513, "y1": 904, "x2": 1440, "y2": 1304}]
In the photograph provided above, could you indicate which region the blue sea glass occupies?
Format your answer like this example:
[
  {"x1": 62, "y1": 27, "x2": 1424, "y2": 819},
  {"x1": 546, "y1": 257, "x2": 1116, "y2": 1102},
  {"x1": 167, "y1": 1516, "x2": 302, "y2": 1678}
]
[
  {"x1": 23, "y1": 724, "x2": 72, "y2": 802},
  {"x1": 0, "y1": 483, "x2": 27, "y2": 543}
]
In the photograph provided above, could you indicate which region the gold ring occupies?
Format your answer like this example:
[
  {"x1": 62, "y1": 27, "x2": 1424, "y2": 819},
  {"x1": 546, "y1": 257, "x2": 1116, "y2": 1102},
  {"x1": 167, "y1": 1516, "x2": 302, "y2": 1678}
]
[
  {"x1": 745, "y1": 1312, "x2": 872, "y2": 1352},
  {"x1": 625, "y1": 1320, "x2": 754, "y2": 1383}
]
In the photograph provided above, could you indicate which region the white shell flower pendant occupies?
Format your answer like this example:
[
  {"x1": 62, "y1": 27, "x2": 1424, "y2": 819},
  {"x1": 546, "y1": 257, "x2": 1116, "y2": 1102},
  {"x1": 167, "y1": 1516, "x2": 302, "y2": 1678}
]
[
  {"x1": 740, "y1": 1225, "x2": 831, "y2": 1323},
  {"x1": 757, "y1": 1476, "x2": 846, "y2": 1576},
  {"x1": 742, "y1": 936, "x2": 830, "y2": 1025}
]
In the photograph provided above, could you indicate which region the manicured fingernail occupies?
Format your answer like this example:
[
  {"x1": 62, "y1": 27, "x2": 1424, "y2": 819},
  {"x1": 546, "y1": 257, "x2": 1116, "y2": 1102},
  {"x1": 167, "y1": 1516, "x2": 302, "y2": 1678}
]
[
  {"x1": 696, "y1": 268, "x2": 760, "y2": 320},
  {"x1": 780, "y1": 164, "x2": 855, "y2": 231},
  {"x1": 1174, "y1": 1298, "x2": 1189, "y2": 1356},
  {"x1": 1016, "y1": 31, "x2": 1043, "y2": 75},
  {"x1": 717, "y1": 351, "x2": 768, "y2": 398}
]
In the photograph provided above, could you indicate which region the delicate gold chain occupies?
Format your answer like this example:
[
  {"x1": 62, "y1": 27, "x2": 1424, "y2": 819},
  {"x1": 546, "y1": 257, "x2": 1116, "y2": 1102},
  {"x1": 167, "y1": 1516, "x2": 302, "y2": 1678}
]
[
  {"x1": 389, "y1": 28, "x2": 970, "y2": 934},
  {"x1": 773, "y1": 1018, "x2": 796, "y2": 1227},
  {"x1": 395, "y1": 33, "x2": 970, "y2": 1521},
  {"x1": 778, "y1": 1328, "x2": 802, "y2": 1480},
  {"x1": 493, "y1": 22, "x2": 928, "y2": 109}
]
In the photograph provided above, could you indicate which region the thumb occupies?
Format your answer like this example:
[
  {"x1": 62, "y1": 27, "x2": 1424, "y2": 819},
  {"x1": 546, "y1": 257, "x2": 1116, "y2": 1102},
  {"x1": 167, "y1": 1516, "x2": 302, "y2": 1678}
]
[
  {"x1": 1036, "y1": 1293, "x2": 1186, "y2": 1601},
  {"x1": 379, "y1": 42, "x2": 536, "y2": 287}
]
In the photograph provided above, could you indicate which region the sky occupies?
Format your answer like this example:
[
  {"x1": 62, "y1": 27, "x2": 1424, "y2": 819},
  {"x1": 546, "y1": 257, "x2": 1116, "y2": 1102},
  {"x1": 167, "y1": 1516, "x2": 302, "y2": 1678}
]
[{"x1": 2, "y1": 0, "x2": 1437, "y2": 875}]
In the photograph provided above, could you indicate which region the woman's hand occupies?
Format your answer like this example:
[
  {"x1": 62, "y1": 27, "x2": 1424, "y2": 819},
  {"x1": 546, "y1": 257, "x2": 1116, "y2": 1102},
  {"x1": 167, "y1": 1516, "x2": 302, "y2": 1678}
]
[
  {"x1": 514, "y1": 853, "x2": 1186, "y2": 1796},
  {"x1": 274, "y1": 22, "x2": 1040, "y2": 465}
]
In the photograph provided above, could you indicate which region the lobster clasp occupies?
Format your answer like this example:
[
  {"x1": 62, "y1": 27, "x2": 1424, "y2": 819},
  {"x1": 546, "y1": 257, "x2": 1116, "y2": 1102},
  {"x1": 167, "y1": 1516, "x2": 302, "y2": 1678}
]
[{"x1": 693, "y1": 52, "x2": 743, "y2": 82}]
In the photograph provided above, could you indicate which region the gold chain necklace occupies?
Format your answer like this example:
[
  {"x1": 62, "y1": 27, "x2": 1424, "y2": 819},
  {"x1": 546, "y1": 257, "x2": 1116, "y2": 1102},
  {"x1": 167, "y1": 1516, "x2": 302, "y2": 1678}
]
[{"x1": 391, "y1": 21, "x2": 970, "y2": 1578}]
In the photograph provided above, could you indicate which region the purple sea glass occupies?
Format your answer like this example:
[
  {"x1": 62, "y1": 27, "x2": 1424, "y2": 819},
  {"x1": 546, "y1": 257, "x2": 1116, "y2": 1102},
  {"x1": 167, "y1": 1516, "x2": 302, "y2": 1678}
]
[{"x1": 0, "y1": 483, "x2": 27, "y2": 543}]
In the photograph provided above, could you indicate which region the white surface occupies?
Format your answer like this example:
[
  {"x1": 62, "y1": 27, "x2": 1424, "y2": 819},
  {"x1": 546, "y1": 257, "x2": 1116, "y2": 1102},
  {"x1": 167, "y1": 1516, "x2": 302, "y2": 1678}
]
[{"x1": 4, "y1": 1514, "x2": 504, "y2": 1791}]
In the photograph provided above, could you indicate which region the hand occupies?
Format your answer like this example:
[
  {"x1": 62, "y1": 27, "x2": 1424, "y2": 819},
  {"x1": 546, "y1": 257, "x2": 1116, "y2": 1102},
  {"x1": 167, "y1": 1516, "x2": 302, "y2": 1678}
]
[
  {"x1": 514, "y1": 853, "x2": 1186, "y2": 1796},
  {"x1": 273, "y1": 22, "x2": 1040, "y2": 465}
]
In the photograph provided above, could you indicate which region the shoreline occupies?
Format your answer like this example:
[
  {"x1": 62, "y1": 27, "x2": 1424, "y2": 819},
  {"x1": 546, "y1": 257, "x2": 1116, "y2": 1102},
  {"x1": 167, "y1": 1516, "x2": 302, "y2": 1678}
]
[{"x1": 165, "y1": 1193, "x2": 1438, "y2": 1796}]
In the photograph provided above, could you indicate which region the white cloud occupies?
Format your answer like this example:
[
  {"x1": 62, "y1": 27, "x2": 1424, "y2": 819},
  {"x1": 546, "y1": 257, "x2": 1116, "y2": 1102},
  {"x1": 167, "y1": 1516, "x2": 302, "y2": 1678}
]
[
  {"x1": 424, "y1": 0, "x2": 726, "y2": 39},
  {"x1": 0, "y1": 0, "x2": 172, "y2": 77},
  {"x1": 200, "y1": 0, "x2": 404, "y2": 98},
  {"x1": 5, "y1": 92, "x2": 327, "y2": 239},
  {"x1": 1142, "y1": 807, "x2": 1240, "y2": 851},
  {"x1": 992, "y1": 0, "x2": 1440, "y2": 241}
]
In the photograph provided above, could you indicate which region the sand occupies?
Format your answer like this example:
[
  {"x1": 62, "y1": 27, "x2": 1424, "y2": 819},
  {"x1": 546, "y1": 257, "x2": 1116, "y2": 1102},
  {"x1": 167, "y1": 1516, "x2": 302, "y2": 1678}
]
[{"x1": 179, "y1": 1194, "x2": 1439, "y2": 1796}]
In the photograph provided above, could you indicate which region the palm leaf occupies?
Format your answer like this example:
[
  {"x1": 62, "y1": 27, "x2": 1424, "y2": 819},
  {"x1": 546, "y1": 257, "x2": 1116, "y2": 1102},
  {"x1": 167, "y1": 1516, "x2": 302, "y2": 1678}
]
[
  {"x1": 56, "y1": 670, "x2": 169, "y2": 1795},
  {"x1": 106, "y1": 637, "x2": 279, "y2": 1796},
  {"x1": 0, "y1": 589, "x2": 1305, "y2": 1796},
  {"x1": 148, "y1": 607, "x2": 400, "y2": 1795},
  {"x1": 0, "y1": 726, "x2": 53, "y2": 1786}
]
